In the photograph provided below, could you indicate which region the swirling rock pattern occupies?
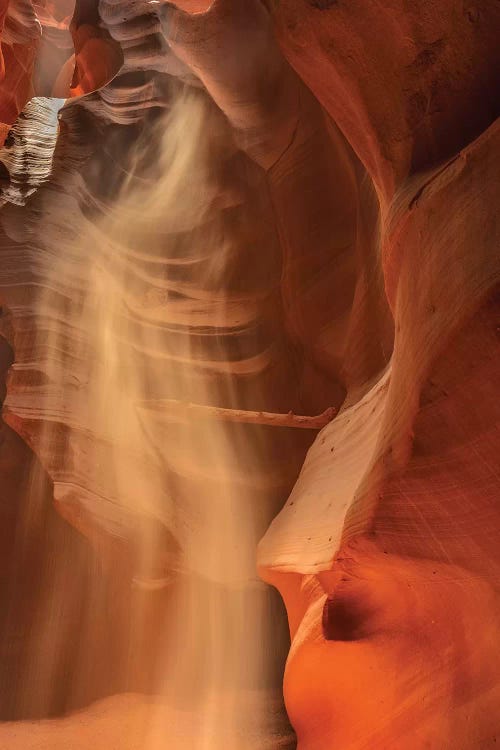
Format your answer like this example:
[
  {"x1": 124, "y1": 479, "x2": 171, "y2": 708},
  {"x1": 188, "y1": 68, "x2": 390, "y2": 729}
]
[
  {"x1": 0, "y1": 0, "x2": 498, "y2": 747},
  {"x1": 0, "y1": 3, "x2": 305, "y2": 739}
]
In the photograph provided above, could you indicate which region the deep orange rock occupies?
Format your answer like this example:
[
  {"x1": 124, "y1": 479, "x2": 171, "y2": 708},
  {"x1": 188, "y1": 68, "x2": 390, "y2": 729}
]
[
  {"x1": 0, "y1": 0, "x2": 123, "y2": 147},
  {"x1": 0, "y1": 0, "x2": 498, "y2": 747}
]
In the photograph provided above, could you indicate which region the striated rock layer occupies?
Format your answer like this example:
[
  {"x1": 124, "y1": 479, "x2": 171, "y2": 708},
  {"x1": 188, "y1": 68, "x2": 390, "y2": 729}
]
[
  {"x1": 0, "y1": 0, "x2": 303, "y2": 738},
  {"x1": 0, "y1": 0, "x2": 499, "y2": 748}
]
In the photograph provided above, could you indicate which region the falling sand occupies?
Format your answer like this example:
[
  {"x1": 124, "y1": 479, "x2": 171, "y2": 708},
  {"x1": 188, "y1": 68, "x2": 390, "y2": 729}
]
[{"x1": 1, "y1": 87, "x2": 295, "y2": 747}]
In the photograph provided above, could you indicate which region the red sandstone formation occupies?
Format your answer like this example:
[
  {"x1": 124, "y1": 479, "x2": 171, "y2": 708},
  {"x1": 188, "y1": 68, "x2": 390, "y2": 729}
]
[
  {"x1": 0, "y1": 0, "x2": 122, "y2": 146},
  {"x1": 0, "y1": 0, "x2": 499, "y2": 747}
]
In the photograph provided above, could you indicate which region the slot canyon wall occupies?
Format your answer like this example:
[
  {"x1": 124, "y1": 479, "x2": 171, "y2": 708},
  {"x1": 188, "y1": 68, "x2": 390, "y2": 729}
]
[{"x1": 0, "y1": 0, "x2": 499, "y2": 748}]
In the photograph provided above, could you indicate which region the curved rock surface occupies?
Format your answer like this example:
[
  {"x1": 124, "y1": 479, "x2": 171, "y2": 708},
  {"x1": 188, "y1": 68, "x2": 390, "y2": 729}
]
[{"x1": 0, "y1": 0, "x2": 498, "y2": 748}]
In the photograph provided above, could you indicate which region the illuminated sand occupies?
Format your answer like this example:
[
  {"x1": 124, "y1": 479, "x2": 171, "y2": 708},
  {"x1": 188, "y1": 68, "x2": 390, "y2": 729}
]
[
  {"x1": 1, "y1": 76, "x2": 299, "y2": 746},
  {"x1": 0, "y1": 0, "x2": 499, "y2": 747},
  {"x1": 0, "y1": 693, "x2": 295, "y2": 749}
]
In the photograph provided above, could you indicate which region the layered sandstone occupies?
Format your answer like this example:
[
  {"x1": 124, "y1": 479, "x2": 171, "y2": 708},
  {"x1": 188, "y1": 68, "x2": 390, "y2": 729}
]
[{"x1": 0, "y1": 0, "x2": 499, "y2": 748}]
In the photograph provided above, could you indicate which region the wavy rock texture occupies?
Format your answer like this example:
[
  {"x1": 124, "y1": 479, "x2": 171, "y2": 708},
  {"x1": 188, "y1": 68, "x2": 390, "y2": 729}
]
[
  {"x1": 0, "y1": 0, "x2": 122, "y2": 145},
  {"x1": 0, "y1": 96, "x2": 62, "y2": 206},
  {"x1": 255, "y1": 3, "x2": 500, "y2": 747},
  {"x1": 0, "y1": 0, "x2": 499, "y2": 748},
  {"x1": 0, "y1": 2, "x2": 302, "y2": 743}
]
